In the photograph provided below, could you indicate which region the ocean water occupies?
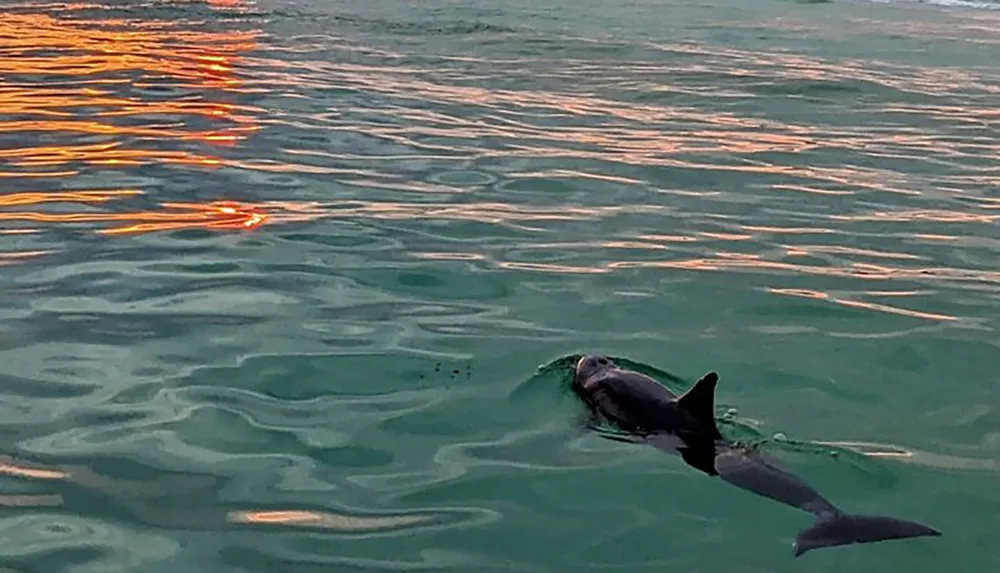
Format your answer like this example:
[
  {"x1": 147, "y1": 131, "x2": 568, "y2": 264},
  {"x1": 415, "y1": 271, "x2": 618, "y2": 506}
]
[{"x1": 1, "y1": 0, "x2": 998, "y2": 571}]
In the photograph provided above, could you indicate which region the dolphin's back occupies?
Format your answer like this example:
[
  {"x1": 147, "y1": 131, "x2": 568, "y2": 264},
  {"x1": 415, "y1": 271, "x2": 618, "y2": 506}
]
[
  {"x1": 584, "y1": 369, "x2": 687, "y2": 432},
  {"x1": 602, "y1": 369, "x2": 679, "y2": 401},
  {"x1": 713, "y1": 448, "x2": 838, "y2": 515}
]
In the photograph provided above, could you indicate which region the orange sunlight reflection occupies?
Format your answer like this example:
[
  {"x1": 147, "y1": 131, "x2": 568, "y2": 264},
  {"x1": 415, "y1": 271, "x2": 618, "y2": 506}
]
[
  {"x1": 228, "y1": 509, "x2": 430, "y2": 531},
  {"x1": 0, "y1": 456, "x2": 70, "y2": 480},
  {"x1": 817, "y1": 441, "x2": 1000, "y2": 472},
  {"x1": 0, "y1": 3, "x2": 265, "y2": 247},
  {"x1": 607, "y1": 257, "x2": 1000, "y2": 290},
  {"x1": 0, "y1": 191, "x2": 267, "y2": 235},
  {"x1": 767, "y1": 287, "x2": 957, "y2": 322},
  {"x1": 0, "y1": 454, "x2": 444, "y2": 520}
]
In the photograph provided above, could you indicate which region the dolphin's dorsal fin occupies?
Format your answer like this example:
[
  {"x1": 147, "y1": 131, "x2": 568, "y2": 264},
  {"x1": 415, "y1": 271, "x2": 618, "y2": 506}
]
[{"x1": 677, "y1": 372, "x2": 723, "y2": 440}]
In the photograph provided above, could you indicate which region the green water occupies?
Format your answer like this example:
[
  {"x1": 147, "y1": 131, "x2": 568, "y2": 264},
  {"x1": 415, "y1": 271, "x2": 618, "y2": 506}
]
[{"x1": 1, "y1": 0, "x2": 998, "y2": 571}]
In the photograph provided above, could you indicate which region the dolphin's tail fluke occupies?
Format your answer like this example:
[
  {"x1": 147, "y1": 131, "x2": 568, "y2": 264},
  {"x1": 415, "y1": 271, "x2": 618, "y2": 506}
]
[{"x1": 793, "y1": 511, "x2": 941, "y2": 557}]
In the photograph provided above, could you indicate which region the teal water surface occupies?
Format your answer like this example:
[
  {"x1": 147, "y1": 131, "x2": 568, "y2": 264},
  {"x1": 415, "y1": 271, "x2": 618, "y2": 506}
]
[{"x1": 1, "y1": 0, "x2": 999, "y2": 571}]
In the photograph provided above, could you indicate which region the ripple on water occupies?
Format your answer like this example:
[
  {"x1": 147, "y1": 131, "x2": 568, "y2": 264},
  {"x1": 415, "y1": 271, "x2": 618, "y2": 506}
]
[{"x1": 0, "y1": 513, "x2": 180, "y2": 569}]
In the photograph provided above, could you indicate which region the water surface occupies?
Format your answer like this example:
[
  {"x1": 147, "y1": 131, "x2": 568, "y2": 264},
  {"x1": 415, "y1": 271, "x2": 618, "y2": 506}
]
[{"x1": 1, "y1": 0, "x2": 998, "y2": 571}]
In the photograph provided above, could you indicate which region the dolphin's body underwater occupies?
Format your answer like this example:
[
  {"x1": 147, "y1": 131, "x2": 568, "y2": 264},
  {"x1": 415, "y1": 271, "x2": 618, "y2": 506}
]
[{"x1": 571, "y1": 354, "x2": 941, "y2": 557}]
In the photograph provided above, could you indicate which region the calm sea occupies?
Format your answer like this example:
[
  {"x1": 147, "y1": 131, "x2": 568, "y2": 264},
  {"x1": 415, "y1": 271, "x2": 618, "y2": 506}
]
[{"x1": 1, "y1": 0, "x2": 998, "y2": 571}]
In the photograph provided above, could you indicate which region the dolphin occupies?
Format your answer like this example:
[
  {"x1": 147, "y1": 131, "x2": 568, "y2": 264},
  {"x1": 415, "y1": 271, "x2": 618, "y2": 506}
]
[{"x1": 571, "y1": 354, "x2": 941, "y2": 557}]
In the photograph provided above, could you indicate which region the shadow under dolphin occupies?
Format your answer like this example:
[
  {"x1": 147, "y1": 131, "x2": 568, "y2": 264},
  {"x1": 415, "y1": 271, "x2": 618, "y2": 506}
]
[{"x1": 570, "y1": 353, "x2": 941, "y2": 557}]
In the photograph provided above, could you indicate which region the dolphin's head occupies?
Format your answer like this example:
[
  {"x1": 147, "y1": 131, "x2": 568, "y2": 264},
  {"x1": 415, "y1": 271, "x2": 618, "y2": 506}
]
[{"x1": 572, "y1": 354, "x2": 615, "y2": 393}]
